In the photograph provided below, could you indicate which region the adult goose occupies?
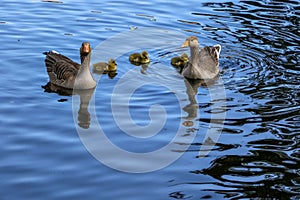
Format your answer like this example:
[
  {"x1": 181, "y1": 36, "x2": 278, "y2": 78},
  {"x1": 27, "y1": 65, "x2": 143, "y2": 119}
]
[
  {"x1": 43, "y1": 42, "x2": 96, "y2": 89},
  {"x1": 181, "y1": 36, "x2": 221, "y2": 80}
]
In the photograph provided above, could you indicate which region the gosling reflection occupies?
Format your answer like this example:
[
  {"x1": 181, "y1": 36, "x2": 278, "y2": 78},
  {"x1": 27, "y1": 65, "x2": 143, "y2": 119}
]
[
  {"x1": 129, "y1": 61, "x2": 149, "y2": 75},
  {"x1": 42, "y1": 82, "x2": 95, "y2": 129},
  {"x1": 140, "y1": 64, "x2": 149, "y2": 75}
]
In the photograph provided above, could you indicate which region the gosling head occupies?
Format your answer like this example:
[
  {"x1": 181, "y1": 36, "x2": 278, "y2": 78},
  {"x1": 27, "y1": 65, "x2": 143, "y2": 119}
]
[
  {"x1": 108, "y1": 58, "x2": 117, "y2": 71},
  {"x1": 181, "y1": 36, "x2": 199, "y2": 48},
  {"x1": 181, "y1": 53, "x2": 189, "y2": 62},
  {"x1": 141, "y1": 51, "x2": 150, "y2": 63}
]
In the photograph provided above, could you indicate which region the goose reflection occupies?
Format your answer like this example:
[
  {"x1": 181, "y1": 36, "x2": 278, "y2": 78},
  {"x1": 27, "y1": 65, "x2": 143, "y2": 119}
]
[
  {"x1": 182, "y1": 76, "x2": 226, "y2": 157},
  {"x1": 42, "y1": 82, "x2": 95, "y2": 129},
  {"x1": 75, "y1": 88, "x2": 95, "y2": 129},
  {"x1": 182, "y1": 77, "x2": 217, "y2": 125}
]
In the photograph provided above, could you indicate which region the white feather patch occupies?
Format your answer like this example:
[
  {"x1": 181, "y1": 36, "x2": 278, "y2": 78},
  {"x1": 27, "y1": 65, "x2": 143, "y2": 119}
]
[{"x1": 51, "y1": 50, "x2": 60, "y2": 54}]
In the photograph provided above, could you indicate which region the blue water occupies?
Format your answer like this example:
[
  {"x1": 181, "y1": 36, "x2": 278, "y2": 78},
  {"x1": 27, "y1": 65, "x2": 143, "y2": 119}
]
[{"x1": 1, "y1": 0, "x2": 299, "y2": 199}]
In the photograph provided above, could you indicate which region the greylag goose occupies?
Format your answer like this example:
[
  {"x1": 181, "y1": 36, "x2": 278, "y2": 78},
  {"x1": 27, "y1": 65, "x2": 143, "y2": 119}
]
[
  {"x1": 181, "y1": 36, "x2": 221, "y2": 80},
  {"x1": 129, "y1": 51, "x2": 150, "y2": 64},
  {"x1": 43, "y1": 42, "x2": 96, "y2": 89},
  {"x1": 171, "y1": 53, "x2": 189, "y2": 68},
  {"x1": 92, "y1": 58, "x2": 117, "y2": 73}
]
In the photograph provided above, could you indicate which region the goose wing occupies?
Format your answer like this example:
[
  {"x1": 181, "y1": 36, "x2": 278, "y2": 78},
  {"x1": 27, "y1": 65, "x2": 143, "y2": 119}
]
[
  {"x1": 44, "y1": 51, "x2": 80, "y2": 88},
  {"x1": 199, "y1": 45, "x2": 220, "y2": 71}
]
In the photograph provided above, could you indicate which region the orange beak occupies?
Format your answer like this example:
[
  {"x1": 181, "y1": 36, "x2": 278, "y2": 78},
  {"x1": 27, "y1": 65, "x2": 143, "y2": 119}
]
[
  {"x1": 83, "y1": 45, "x2": 90, "y2": 53},
  {"x1": 181, "y1": 40, "x2": 189, "y2": 48}
]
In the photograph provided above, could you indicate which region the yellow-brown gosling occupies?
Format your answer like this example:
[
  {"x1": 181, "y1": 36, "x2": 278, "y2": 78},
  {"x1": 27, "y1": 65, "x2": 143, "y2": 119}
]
[
  {"x1": 129, "y1": 51, "x2": 150, "y2": 64},
  {"x1": 171, "y1": 53, "x2": 189, "y2": 68},
  {"x1": 92, "y1": 58, "x2": 117, "y2": 74}
]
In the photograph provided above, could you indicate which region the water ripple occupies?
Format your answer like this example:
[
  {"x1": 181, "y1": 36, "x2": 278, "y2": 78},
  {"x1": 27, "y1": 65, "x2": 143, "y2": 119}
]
[
  {"x1": 199, "y1": 150, "x2": 300, "y2": 198},
  {"x1": 1, "y1": 0, "x2": 299, "y2": 199}
]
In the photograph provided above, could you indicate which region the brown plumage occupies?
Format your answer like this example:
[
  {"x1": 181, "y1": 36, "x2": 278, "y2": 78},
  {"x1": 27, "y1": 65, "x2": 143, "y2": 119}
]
[{"x1": 43, "y1": 42, "x2": 96, "y2": 89}]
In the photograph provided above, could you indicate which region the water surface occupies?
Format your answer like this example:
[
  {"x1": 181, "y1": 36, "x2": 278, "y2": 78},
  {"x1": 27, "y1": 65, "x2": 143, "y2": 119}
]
[{"x1": 0, "y1": 0, "x2": 299, "y2": 199}]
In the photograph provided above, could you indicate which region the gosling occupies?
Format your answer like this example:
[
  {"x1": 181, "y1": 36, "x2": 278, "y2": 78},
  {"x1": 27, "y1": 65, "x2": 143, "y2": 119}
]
[
  {"x1": 93, "y1": 58, "x2": 117, "y2": 74},
  {"x1": 129, "y1": 51, "x2": 150, "y2": 64},
  {"x1": 171, "y1": 53, "x2": 189, "y2": 68}
]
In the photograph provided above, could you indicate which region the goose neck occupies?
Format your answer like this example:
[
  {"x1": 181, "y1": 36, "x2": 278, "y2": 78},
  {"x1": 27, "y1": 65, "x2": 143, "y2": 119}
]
[
  {"x1": 190, "y1": 45, "x2": 199, "y2": 65},
  {"x1": 80, "y1": 53, "x2": 91, "y2": 71}
]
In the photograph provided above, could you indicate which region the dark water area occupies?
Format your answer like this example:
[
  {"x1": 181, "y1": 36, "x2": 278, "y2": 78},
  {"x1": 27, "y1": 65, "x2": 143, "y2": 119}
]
[{"x1": 0, "y1": 0, "x2": 299, "y2": 199}]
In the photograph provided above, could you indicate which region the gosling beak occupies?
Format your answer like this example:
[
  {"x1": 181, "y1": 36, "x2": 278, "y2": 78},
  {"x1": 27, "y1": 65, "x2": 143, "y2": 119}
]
[{"x1": 181, "y1": 40, "x2": 189, "y2": 48}]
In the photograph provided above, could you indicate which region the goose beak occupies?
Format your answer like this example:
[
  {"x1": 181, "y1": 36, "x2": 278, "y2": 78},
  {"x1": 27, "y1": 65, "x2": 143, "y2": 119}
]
[
  {"x1": 83, "y1": 45, "x2": 90, "y2": 53},
  {"x1": 181, "y1": 40, "x2": 189, "y2": 48},
  {"x1": 81, "y1": 42, "x2": 91, "y2": 53}
]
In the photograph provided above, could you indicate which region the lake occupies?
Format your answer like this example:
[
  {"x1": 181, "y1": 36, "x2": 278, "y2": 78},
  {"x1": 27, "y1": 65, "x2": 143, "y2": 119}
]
[{"x1": 0, "y1": 0, "x2": 299, "y2": 199}]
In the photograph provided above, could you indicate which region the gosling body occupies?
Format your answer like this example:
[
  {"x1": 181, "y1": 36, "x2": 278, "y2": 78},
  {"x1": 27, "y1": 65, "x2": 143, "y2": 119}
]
[
  {"x1": 171, "y1": 53, "x2": 189, "y2": 68},
  {"x1": 129, "y1": 51, "x2": 150, "y2": 64},
  {"x1": 93, "y1": 58, "x2": 117, "y2": 73}
]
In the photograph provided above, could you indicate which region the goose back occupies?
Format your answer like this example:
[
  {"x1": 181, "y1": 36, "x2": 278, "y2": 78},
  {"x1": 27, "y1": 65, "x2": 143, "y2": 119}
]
[{"x1": 182, "y1": 44, "x2": 221, "y2": 80}]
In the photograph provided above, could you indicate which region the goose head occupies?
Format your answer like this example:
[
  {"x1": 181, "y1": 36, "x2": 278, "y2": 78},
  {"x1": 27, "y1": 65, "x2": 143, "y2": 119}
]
[
  {"x1": 80, "y1": 42, "x2": 91, "y2": 63},
  {"x1": 181, "y1": 36, "x2": 199, "y2": 48}
]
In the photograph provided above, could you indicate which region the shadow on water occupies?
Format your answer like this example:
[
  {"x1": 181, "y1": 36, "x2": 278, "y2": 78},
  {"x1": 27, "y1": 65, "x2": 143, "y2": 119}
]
[{"x1": 42, "y1": 82, "x2": 95, "y2": 129}]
